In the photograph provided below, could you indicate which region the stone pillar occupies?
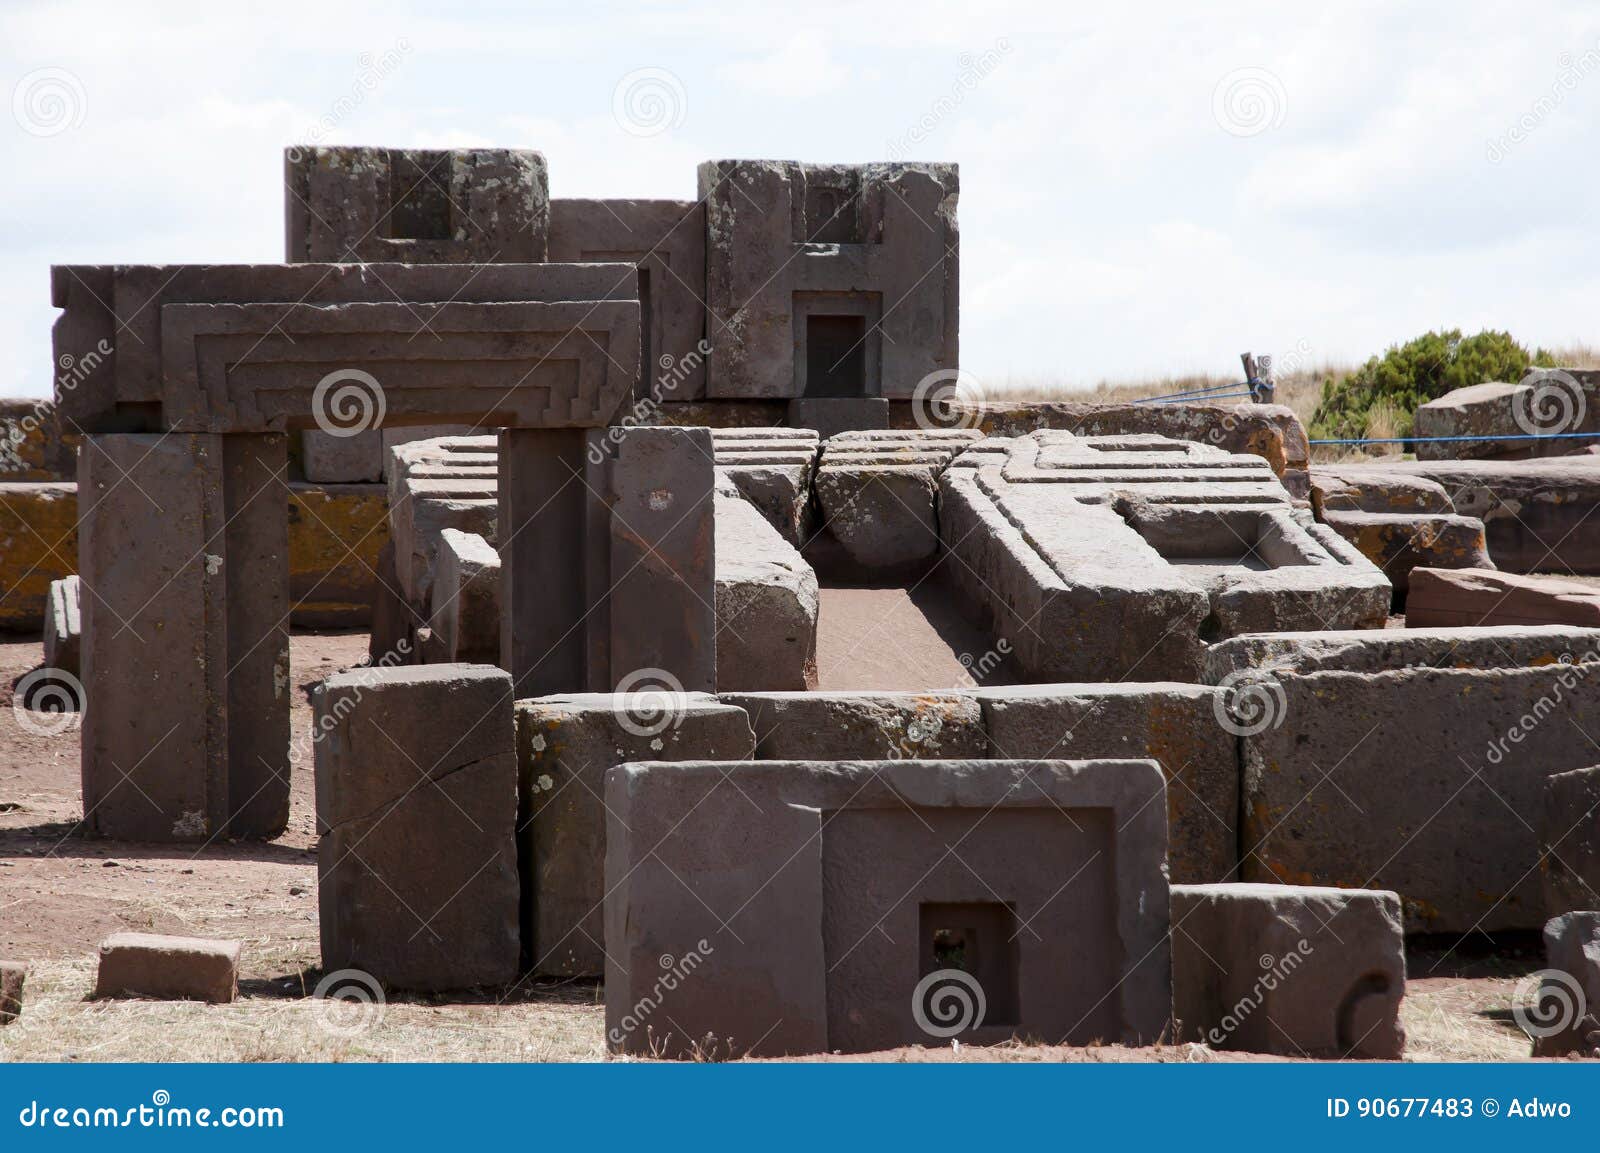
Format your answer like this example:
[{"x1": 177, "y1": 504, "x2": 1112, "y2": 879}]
[{"x1": 79, "y1": 433, "x2": 289, "y2": 841}]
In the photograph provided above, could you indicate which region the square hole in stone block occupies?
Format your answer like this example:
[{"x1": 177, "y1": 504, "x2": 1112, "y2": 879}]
[
  {"x1": 805, "y1": 315, "x2": 867, "y2": 397},
  {"x1": 919, "y1": 901, "x2": 1021, "y2": 1027},
  {"x1": 388, "y1": 153, "x2": 453, "y2": 241}
]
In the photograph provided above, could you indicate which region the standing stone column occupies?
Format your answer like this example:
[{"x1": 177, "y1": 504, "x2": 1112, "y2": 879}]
[
  {"x1": 498, "y1": 426, "x2": 717, "y2": 697},
  {"x1": 79, "y1": 433, "x2": 289, "y2": 841}
]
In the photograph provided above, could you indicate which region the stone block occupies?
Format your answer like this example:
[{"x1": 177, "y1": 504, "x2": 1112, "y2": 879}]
[
  {"x1": 1542, "y1": 766, "x2": 1600, "y2": 919},
  {"x1": 287, "y1": 481, "x2": 388, "y2": 628},
  {"x1": 43, "y1": 574, "x2": 80, "y2": 676},
  {"x1": 1407, "y1": 567, "x2": 1600, "y2": 629},
  {"x1": 302, "y1": 428, "x2": 382, "y2": 483},
  {"x1": 93, "y1": 932, "x2": 240, "y2": 1003},
  {"x1": 712, "y1": 427, "x2": 818, "y2": 545},
  {"x1": 721, "y1": 690, "x2": 984, "y2": 760},
  {"x1": 1309, "y1": 465, "x2": 1454, "y2": 515},
  {"x1": 978, "y1": 683, "x2": 1237, "y2": 884},
  {"x1": 1532, "y1": 912, "x2": 1600, "y2": 1057},
  {"x1": 314, "y1": 664, "x2": 519, "y2": 990},
  {"x1": 787, "y1": 397, "x2": 890, "y2": 440},
  {"x1": 605, "y1": 758, "x2": 1171, "y2": 1057},
  {"x1": 1226, "y1": 642, "x2": 1600, "y2": 931},
  {"x1": 0, "y1": 482, "x2": 76, "y2": 631},
  {"x1": 516, "y1": 693, "x2": 754, "y2": 976},
  {"x1": 700, "y1": 160, "x2": 958, "y2": 400},
  {"x1": 1171, "y1": 883, "x2": 1405, "y2": 1058},
  {"x1": 0, "y1": 397, "x2": 74, "y2": 480},
  {"x1": 714, "y1": 487, "x2": 818, "y2": 690},
  {"x1": 1206, "y1": 624, "x2": 1600, "y2": 679},
  {"x1": 1371, "y1": 459, "x2": 1600, "y2": 575},
  {"x1": 1414, "y1": 374, "x2": 1600, "y2": 461},
  {"x1": 428, "y1": 529, "x2": 501, "y2": 665},
  {"x1": 287, "y1": 146, "x2": 550, "y2": 263},
  {"x1": 0, "y1": 961, "x2": 23, "y2": 1024},
  {"x1": 389, "y1": 473, "x2": 497, "y2": 609},
  {"x1": 79, "y1": 434, "x2": 289, "y2": 841},
  {"x1": 1321, "y1": 509, "x2": 1492, "y2": 598}
]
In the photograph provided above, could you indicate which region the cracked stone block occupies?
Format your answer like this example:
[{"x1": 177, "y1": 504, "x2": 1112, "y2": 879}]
[
  {"x1": 605, "y1": 757, "x2": 1171, "y2": 1057},
  {"x1": 719, "y1": 690, "x2": 983, "y2": 760},
  {"x1": 1309, "y1": 465, "x2": 1454, "y2": 516},
  {"x1": 1532, "y1": 912, "x2": 1600, "y2": 1057},
  {"x1": 712, "y1": 427, "x2": 818, "y2": 545},
  {"x1": 1320, "y1": 509, "x2": 1492, "y2": 599},
  {"x1": 93, "y1": 933, "x2": 240, "y2": 1004},
  {"x1": 315, "y1": 664, "x2": 519, "y2": 990},
  {"x1": 515, "y1": 694, "x2": 754, "y2": 977},
  {"x1": 1407, "y1": 567, "x2": 1600, "y2": 629},
  {"x1": 1171, "y1": 883, "x2": 1406, "y2": 1058},
  {"x1": 715, "y1": 486, "x2": 818, "y2": 690},
  {"x1": 1542, "y1": 765, "x2": 1600, "y2": 919}
]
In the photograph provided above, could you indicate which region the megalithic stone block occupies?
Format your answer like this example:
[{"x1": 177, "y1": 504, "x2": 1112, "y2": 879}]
[
  {"x1": 79, "y1": 433, "x2": 289, "y2": 841},
  {"x1": 314, "y1": 664, "x2": 519, "y2": 991},
  {"x1": 43, "y1": 574, "x2": 82, "y2": 677}
]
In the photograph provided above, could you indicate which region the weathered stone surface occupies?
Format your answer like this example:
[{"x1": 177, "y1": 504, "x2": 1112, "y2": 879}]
[
  {"x1": 714, "y1": 487, "x2": 818, "y2": 690},
  {"x1": 1206, "y1": 624, "x2": 1600, "y2": 678},
  {"x1": 428, "y1": 529, "x2": 501, "y2": 665},
  {"x1": 1171, "y1": 883, "x2": 1406, "y2": 1058},
  {"x1": 0, "y1": 961, "x2": 23, "y2": 1024},
  {"x1": 901, "y1": 401, "x2": 1309, "y2": 479},
  {"x1": 0, "y1": 482, "x2": 76, "y2": 631},
  {"x1": 1532, "y1": 912, "x2": 1600, "y2": 1057},
  {"x1": 43, "y1": 574, "x2": 80, "y2": 676},
  {"x1": 1407, "y1": 567, "x2": 1600, "y2": 629},
  {"x1": 287, "y1": 481, "x2": 388, "y2": 628},
  {"x1": 605, "y1": 758, "x2": 1171, "y2": 1057},
  {"x1": 1542, "y1": 766, "x2": 1600, "y2": 919},
  {"x1": 941, "y1": 433, "x2": 1387, "y2": 682},
  {"x1": 787, "y1": 397, "x2": 890, "y2": 440},
  {"x1": 0, "y1": 398, "x2": 75, "y2": 480},
  {"x1": 93, "y1": 932, "x2": 240, "y2": 1004},
  {"x1": 1309, "y1": 465, "x2": 1454, "y2": 515},
  {"x1": 1230, "y1": 651, "x2": 1600, "y2": 931},
  {"x1": 515, "y1": 693, "x2": 753, "y2": 976},
  {"x1": 814, "y1": 429, "x2": 980, "y2": 572},
  {"x1": 1321, "y1": 509, "x2": 1493, "y2": 598},
  {"x1": 388, "y1": 455, "x2": 497, "y2": 609},
  {"x1": 978, "y1": 683, "x2": 1236, "y2": 884},
  {"x1": 301, "y1": 428, "x2": 382, "y2": 483},
  {"x1": 700, "y1": 161, "x2": 958, "y2": 399},
  {"x1": 550, "y1": 198, "x2": 707, "y2": 402},
  {"x1": 367, "y1": 538, "x2": 424, "y2": 666},
  {"x1": 1414, "y1": 374, "x2": 1600, "y2": 461},
  {"x1": 287, "y1": 146, "x2": 550, "y2": 263},
  {"x1": 1369, "y1": 458, "x2": 1600, "y2": 574},
  {"x1": 712, "y1": 427, "x2": 818, "y2": 545},
  {"x1": 51, "y1": 262, "x2": 637, "y2": 435},
  {"x1": 315, "y1": 664, "x2": 519, "y2": 990},
  {"x1": 721, "y1": 691, "x2": 984, "y2": 760},
  {"x1": 80, "y1": 434, "x2": 289, "y2": 841}
]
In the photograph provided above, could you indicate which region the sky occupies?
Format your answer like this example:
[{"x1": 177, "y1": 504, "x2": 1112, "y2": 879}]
[{"x1": 5, "y1": 0, "x2": 1600, "y2": 398}]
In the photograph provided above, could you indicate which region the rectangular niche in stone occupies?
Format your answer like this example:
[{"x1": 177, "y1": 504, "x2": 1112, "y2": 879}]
[{"x1": 604, "y1": 758, "x2": 1170, "y2": 1058}]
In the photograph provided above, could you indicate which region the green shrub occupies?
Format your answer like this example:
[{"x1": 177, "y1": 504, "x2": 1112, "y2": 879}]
[{"x1": 1310, "y1": 329, "x2": 1555, "y2": 442}]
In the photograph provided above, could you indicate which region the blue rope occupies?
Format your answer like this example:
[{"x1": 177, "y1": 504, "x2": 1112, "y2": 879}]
[
  {"x1": 1310, "y1": 430, "x2": 1600, "y2": 446},
  {"x1": 1133, "y1": 381, "x2": 1257, "y2": 403}
]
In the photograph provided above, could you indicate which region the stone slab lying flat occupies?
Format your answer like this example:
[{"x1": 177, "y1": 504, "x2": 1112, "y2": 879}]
[
  {"x1": 1309, "y1": 465, "x2": 1454, "y2": 515},
  {"x1": 1532, "y1": 912, "x2": 1600, "y2": 1057},
  {"x1": 720, "y1": 691, "x2": 984, "y2": 760},
  {"x1": 1406, "y1": 567, "x2": 1600, "y2": 628},
  {"x1": 1206, "y1": 624, "x2": 1600, "y2": 678},
  {"x1": 1171, "y1": 883, "x2": 1406, "y2": 1058},
  {"x1": 714, "y1": 487, "x2": 818, "y2": 690},
  {"x1": 1542, "y1": 766, "x2": 1600, "y2": 918},
  {"x1": 315, "y1": 664, "x2": 519, "y2": 990},
  {"x1": 93, "y1": 933, "x2": 240, "y2": 1004},
  {"x1": 0, "y1": 961, "x2": 23, "y2": 1024},
  {"x1": 515, "y1": 694, "x2": 754, "y2": 977},
  {"x1": 978, "y1": 683, "x2": 1237, "y2": 884},
  {"x1": 605, "y1": 758, "x2": 1171, "y2": 1057}
]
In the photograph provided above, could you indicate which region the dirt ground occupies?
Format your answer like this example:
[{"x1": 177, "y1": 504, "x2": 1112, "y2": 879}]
[{"x1": 0, "y1": 632, "x2": 1552, "y2": 1062}]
